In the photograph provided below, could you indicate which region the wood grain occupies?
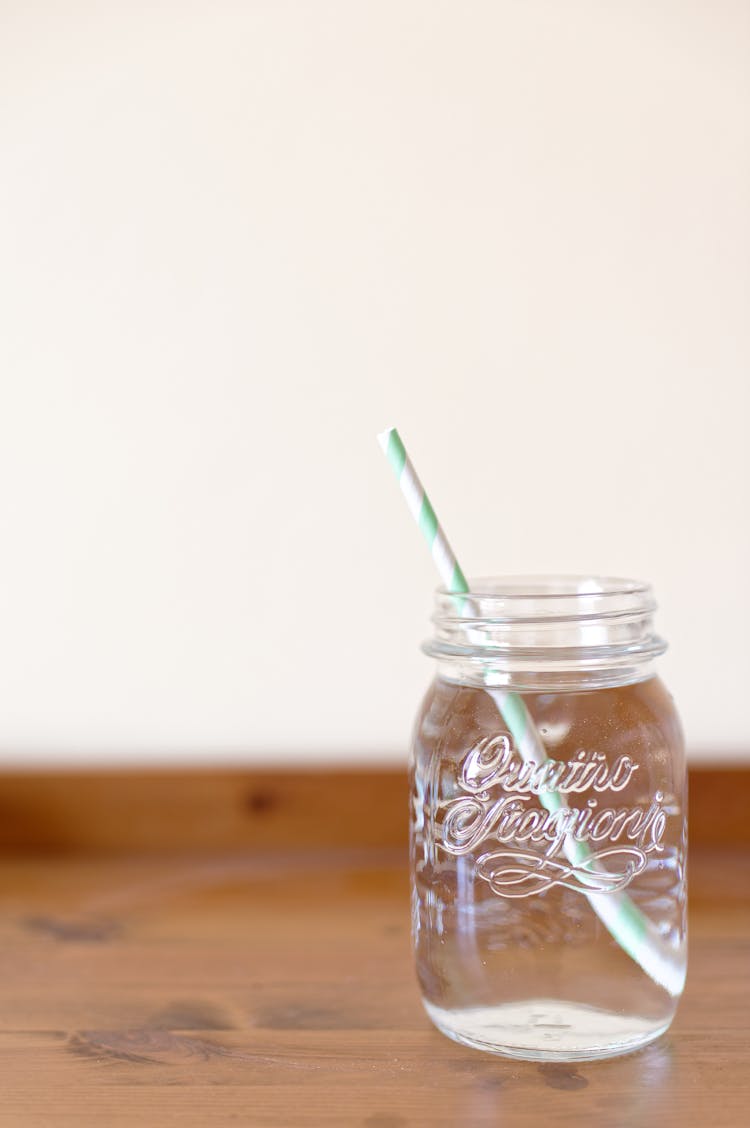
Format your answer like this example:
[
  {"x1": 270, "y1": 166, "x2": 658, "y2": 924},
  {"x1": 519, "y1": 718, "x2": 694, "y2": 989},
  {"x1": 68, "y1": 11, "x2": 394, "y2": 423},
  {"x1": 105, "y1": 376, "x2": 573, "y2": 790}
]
[
  {"x1": 0, "y1": 766, "x2": 746, "y2": 1125},
  {"x1": 0, "y1": 845, "x2": 746, "y2": 1127},
  {"x1": 0, "y1": 765, "x2": 746, "y2": 854},
  {"x1": 0, "y1": 768, "x2": 407, "y2": 854}
]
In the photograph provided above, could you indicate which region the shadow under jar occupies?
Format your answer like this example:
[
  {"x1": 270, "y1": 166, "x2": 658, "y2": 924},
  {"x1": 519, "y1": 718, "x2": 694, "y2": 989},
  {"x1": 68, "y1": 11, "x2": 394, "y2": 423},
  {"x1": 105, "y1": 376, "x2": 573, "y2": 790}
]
[{"x1": 411, "y1": 576, "x2": 687, "y2": 1062}]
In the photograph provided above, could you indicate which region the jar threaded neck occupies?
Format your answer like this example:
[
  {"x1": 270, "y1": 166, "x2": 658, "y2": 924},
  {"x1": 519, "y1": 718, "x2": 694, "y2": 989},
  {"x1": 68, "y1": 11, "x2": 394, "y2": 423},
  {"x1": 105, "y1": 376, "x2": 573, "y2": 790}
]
[{"x1": 425, "y1": 575, "x2": 666, "y2": 691}]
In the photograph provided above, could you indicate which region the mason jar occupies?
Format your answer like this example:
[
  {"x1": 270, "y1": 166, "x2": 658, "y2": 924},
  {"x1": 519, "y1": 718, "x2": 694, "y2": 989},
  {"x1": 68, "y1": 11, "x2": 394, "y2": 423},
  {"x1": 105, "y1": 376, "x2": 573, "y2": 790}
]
[{"x1": 411, "y1": 575, "x2": 687, "y2": 1062}]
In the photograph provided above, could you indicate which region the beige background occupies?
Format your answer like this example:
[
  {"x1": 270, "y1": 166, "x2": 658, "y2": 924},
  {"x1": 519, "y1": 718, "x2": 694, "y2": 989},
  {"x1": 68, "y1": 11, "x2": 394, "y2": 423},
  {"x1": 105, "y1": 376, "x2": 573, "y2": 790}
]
[{"x1": 0, "y1": 1, "x2": 748, "y2": 762}]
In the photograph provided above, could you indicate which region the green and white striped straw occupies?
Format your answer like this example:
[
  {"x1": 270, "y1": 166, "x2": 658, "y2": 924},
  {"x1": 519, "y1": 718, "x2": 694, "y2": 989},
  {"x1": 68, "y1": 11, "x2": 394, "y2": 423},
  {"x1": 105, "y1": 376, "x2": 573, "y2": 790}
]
[
  {"x1": 377, "y1": 427, "x2": 468, "y2": 595},
  {"x1": 378, "y1": 425, "x2": 684, "y2": 997}
]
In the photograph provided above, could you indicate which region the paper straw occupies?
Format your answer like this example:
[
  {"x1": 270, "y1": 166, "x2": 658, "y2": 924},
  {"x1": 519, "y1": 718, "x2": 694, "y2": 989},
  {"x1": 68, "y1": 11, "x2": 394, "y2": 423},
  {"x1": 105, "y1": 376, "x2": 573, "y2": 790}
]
[
  {"x1": 377, "y1": 427, "x2": 468, "y2": 595},
  {"x1": 378, "y1": 425, "x2": 684, "y2": 996}
]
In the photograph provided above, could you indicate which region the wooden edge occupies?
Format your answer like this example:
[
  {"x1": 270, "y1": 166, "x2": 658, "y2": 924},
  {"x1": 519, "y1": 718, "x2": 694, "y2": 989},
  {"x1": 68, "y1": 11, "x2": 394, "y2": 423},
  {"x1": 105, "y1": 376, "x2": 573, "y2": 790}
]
[{"x1": 0, "y1": 765, "x2": 746, "y2": 855}]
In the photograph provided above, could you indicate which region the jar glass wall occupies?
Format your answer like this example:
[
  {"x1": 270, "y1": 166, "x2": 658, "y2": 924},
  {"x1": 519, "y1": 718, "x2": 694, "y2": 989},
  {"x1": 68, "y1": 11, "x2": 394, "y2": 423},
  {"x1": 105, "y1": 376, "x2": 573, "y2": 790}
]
[{"x1": 410, "y1": 576, "x2": 687, "y2": 1062}]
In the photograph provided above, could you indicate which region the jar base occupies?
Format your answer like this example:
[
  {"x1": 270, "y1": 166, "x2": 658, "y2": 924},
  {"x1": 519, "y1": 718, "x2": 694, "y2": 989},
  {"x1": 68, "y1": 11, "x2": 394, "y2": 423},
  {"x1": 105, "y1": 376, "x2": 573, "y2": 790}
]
[{"x1": 423, "y1": 998, "x2": 671, "y2": 1062}]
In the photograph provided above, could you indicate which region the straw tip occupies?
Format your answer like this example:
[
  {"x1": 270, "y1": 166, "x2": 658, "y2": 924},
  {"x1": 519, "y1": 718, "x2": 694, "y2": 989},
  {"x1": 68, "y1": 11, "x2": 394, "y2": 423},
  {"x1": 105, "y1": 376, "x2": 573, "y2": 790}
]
[{"x1": 377, "y1": 426, "x2": 397, "y2": 452}]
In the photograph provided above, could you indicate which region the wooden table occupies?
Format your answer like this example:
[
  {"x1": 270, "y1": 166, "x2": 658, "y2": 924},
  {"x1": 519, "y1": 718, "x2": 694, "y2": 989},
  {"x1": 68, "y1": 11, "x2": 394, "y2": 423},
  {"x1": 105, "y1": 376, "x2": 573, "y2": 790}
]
[{"x1": 0, "y1": 769, "x2": 747, "y2": 1127}]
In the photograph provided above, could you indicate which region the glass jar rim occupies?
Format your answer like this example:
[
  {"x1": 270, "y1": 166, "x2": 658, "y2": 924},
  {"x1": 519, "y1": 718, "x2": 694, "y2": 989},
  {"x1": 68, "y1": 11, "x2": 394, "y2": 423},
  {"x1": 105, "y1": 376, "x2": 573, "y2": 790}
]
[
  {"x1": 437, "y1": 573, "x2": 653, "y2": 604},
  {"x1": 434, "y1": 575, "x2": 658, "y2": 623},
  {"x1": 425, "y1": 574, "x2": 666, "y2": 687}
]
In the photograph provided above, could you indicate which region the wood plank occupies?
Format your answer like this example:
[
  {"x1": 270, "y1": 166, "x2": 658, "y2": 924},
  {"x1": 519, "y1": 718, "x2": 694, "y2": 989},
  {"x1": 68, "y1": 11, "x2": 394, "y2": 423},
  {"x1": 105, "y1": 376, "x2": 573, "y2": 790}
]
[
  {"x1": 687, "y1": 766, "x2": 750, "y2": 846},
  {"x1": 0, "y1": 847, "x2": 746, "y2": 1127},
  {"x1": 0, "y1": 768, "x2": 407, "y2": 854},
  {"x1": 0, "y1": 765, "x2": 746, "y2": 854}
]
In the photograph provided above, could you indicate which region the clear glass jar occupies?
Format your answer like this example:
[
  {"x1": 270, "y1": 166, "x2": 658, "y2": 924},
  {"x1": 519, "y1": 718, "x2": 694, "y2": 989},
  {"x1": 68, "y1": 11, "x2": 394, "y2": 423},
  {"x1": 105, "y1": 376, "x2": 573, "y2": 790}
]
[{"x1": 411, "y1": 575, "x2": 687, "y2": 1062}]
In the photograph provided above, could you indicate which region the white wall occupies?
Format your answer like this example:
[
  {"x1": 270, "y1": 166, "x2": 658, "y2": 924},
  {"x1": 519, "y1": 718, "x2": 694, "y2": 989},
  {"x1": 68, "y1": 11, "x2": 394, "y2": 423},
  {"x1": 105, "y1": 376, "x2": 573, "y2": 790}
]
[{"x1": 1, "y1": 1, "x2": 748, "y2": 764}]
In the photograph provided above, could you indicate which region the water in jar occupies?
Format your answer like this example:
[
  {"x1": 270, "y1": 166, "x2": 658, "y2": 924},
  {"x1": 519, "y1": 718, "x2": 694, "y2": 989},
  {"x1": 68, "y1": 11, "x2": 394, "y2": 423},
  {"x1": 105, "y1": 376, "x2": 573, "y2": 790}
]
[{"x1": 411, "y1": 676, "x2": 687, "y2": 1061}]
